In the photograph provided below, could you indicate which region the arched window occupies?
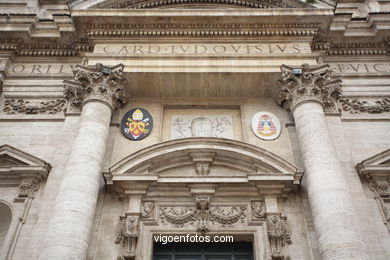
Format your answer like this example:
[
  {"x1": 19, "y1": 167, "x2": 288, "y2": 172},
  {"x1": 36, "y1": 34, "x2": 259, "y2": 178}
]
[{"x1": 0, "y1": 202, "x2": 12, "y2": 253}]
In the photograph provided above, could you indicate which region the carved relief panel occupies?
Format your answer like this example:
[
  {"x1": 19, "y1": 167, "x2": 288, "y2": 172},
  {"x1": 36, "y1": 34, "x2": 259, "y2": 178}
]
[
  {"x1": 171, "y1": 115, "x2": 233, "y2": 139},
  {"x1": 162, "y1": 107, "x2": 243, "y2": 141}
]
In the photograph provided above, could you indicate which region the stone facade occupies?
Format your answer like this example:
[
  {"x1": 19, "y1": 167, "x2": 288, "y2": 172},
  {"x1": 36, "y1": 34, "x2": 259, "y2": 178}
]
[{"x1": 0, "y1": 1, "x2": 390, "y2": 260}]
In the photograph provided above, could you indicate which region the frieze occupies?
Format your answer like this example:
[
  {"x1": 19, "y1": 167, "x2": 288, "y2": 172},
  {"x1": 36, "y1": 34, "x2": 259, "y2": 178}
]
[
  {"x1": 95, "y1": 43, "x2": 310, "y2": 56},
  {"x1": 339, "y1": 98, "x2": 390, "y2": 114},
  {"x1": 3, "y1": 99, "x2": 66, "y2": 115}
]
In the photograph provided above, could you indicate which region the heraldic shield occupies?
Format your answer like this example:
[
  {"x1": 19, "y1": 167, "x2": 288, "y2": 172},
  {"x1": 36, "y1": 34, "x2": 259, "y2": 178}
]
[{"x1": 121, "y1": 108, "x2": 153, "y2": 141}]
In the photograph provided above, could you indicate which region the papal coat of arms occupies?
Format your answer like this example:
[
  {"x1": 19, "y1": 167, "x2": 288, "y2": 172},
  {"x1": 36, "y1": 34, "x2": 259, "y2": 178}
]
[
  {"x1": 251, "y1": 111, "x2": 281, "y2": 140},
  {"x1": 121, "y1": 108, "x2": 153, "y2": 141}
]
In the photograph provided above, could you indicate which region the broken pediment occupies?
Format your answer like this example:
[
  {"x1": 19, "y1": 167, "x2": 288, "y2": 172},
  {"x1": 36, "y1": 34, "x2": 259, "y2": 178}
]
[{"x1": 0, "y1": 145, "x2": 51, "y2": 186}]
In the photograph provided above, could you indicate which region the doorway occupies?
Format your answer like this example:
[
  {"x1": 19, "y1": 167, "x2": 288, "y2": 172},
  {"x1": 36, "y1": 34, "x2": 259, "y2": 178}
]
[{"x1": 153, "y1": 241, "x2": 253, "y2": 260}]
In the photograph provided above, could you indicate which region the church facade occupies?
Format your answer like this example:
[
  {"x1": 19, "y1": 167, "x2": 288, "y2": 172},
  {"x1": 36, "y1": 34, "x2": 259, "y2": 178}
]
[{"x1": 0, "y1": 1, "x2": 390, "y2": 259}]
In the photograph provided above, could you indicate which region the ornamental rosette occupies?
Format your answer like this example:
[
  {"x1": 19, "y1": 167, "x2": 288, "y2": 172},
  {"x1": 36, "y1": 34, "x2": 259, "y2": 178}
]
[
  {"x1": 276, "y1": 64, "x2": 341, "y2": 111},
  {"x1": 64, "y1": 63, "x2": 128, "y2": 110}
]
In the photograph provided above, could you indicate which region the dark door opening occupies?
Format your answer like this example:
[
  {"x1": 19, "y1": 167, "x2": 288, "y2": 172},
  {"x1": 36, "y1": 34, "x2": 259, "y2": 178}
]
[{"x1": 153, "y1": 241, "x2": 254, "y2": 260}]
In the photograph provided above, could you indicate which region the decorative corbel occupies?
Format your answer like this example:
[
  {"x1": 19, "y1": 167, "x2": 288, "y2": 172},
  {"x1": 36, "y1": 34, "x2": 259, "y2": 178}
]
[
  {"x1": 115, "y1": 214, "x2": 140, "y2": 260},
  {"x1": 367, "y1": 177, "x2": 390, "y2": 232},
  {"x1": 14, "y1": 179, "x2": 40, "y2": 202},
  {"x1": 190, "y1": 152, "x2": 215, "y2": 176},
  {"x1": 196, "y1": 196, "x2": 210, "y2": 233},
  {"x1": 266, "y1": 214, "x2": 292, "y2": 260}
]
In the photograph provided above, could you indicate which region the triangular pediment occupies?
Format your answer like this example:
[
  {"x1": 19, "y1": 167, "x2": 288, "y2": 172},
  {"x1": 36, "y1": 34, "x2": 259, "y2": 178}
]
[
  {"x1": 359, "y1": 149, "x2": 390, "y2": 166},
  {"x1": 0, "y1": 145, "x2": 47, "y2": 168},
  {"x1": 0, "y1": 145, "x2": 51, "y2": 184},
  {"x1": 356, "y1": 149, "x2": 390, "y2": 179}
]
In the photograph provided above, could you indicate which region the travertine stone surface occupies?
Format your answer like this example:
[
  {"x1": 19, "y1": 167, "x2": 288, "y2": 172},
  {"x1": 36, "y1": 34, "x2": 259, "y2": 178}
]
[
  {"x1": 39, "y1": 101, "x2": 112, "y2": 260},
  {"x1": 39, "y1": 63, "x2": 127, "y2": 260},
  {"x1": 293, "y1": 102, "x2": 367, "y2": 260}
]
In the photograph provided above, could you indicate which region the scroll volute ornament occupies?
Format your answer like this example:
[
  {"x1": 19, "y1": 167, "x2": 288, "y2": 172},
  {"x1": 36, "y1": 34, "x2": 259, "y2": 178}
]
[
  {"x1": 64, "y1": 63, "x2": 128, "y2": 110},
  {"x1": 277, "y1": 64, "x2": 342, "y2": 111}
]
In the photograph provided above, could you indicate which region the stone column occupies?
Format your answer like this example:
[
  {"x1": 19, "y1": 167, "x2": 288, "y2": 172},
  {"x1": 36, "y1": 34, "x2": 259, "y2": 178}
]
[
  {"x1": 39, "y1": 63, "x2": 128, "y2": 260},
  {"x1": 277, "y1": 64, "x2": 368, "y2": 260}
]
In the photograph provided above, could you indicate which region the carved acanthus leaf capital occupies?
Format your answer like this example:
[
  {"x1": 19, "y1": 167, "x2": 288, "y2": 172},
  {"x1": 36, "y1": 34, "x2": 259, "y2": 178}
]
[
  {"x1": 64, "y1": 63, "x2": 128, "y2": 110},
  {"x1": 277, "y1": 64, "x2": 341, "y2": 111}
]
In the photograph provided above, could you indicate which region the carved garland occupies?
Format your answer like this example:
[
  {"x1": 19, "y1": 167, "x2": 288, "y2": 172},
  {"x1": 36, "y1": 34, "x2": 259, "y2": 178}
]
[
  {"x1": 3, "y1": 99, "x2": 66, "y2": 115},
  {"x1": 339, "y1": 98, "x2": 390, "y2": 114},
  {"x1": 159, "y1": 196, "x2": 247, "y2": 232}
]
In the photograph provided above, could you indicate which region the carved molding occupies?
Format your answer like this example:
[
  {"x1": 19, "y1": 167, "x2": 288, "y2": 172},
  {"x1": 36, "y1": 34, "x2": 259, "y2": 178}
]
[
  {"x1": 159, "y1": 196, "x2": 247, "y2": 232},
  {"x1": 3, "y1": 99, "x2": 66, "y2": 115},
  {"x1": 277, "y1": 63, "x2": 342, "y2": 111},
  {"x1": 64, "y1": 63, "x2": 128, "y2": 110},
  {"x1": 266, "y1": 215, "x2": 292, "y2": 260},
  {"x1": 115, "y1": 215, "x2": 140, "y2": 260},
  {"x1": 339, "y1": 98, "x2": 390, "y2": 114},
  {"x1": 110, "y1": 0, "x2": 294, "y2": 9},
  {"x1": 87, "y1": 23, "x2": 318, "y2": 39},
  {"x1": 0, "y1": 38, "x2": 92, "y2": 57}
]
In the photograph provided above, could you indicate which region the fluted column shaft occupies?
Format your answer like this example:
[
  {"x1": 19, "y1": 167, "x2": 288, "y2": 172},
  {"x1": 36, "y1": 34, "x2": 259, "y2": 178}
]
[
  {"x1": 39, "y1": 64, "x2": 127, "y2": 260},
  {"x1": 278, "y1": 64, "x2": 368, "y2": 260}
]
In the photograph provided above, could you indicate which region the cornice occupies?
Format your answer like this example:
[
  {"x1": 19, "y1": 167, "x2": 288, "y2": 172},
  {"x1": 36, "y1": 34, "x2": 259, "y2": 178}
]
[
  {"x1": 110, "y1": 0, "x2": 294, "y2": 9},
  {"x1": 0, "y1": 38, "x2": 92, "y2": 57},
  {"x1": 86, "y1": 23, "x2": 319, "y2": 39}
]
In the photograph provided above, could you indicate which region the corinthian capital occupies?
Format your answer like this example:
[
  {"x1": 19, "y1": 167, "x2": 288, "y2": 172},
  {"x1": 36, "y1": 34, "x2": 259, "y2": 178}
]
[
  {"x1": 64, "y1": 63, "x2": 128, "y2": 110},
  {"x1": 276, "y1": 64, "x2": 341, "y2": 111}
]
